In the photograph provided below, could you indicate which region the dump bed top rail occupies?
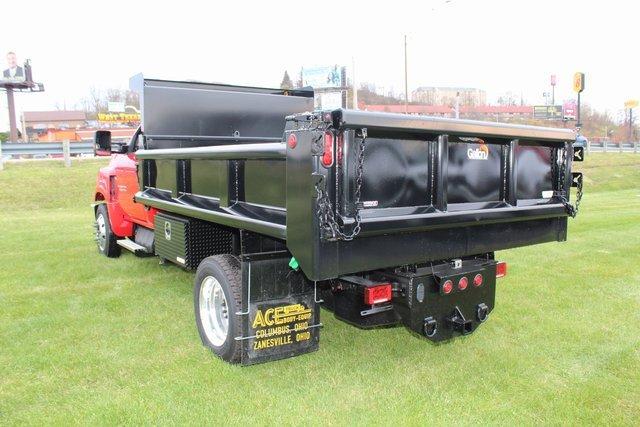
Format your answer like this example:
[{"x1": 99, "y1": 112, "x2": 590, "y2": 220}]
[{"x1": 333, "y1": 109, "x2": 575, "y2": 141}]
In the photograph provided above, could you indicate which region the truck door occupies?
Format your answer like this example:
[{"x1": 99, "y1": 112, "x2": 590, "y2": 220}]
[{"x1": 113, "y1": 134, "x2": 155, "y2": 229}]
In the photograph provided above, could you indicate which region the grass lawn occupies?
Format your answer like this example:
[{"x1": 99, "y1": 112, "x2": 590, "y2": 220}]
[{"x1": 0, "y1": 154, "x2": 639, "y2": 425}]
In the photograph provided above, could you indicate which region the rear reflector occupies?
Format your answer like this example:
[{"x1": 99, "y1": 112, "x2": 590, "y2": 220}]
[
  {"x1": 473, "y1": 273, "x2": 483, "y2": 287},
  {"x1": 364, "y1": 284, "x2": 392, "y2": 305},
  {"x1": 442, "y1": 279, "x2": 453, "y2": 295},
  {"x1": 496, "y1": 261, "x2": 507, "y2": 278},
  {"x1": 321, "y1": 132, "x2": 334, "y2": 167}
]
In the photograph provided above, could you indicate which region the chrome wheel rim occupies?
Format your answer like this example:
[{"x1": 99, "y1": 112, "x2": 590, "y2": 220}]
[
  {"x1": 199, "y1": 276, "x2": 229, "y2": 347},
  {"x1": 96, "y1": 213, "x2": 107, "y2": 251}
]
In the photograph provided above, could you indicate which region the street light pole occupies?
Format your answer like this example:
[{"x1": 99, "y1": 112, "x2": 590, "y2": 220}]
[{"x1": 404, "y1": 34, "x2": 408, "y2": 114}]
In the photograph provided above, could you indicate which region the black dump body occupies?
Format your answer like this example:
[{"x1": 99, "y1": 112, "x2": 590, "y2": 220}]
[
  {"x1": 129, "y1": 76, "x2": 578, "y2": 354},
  {"x1": 131, "y1": 76, "x2": 575, "y2": 281}
]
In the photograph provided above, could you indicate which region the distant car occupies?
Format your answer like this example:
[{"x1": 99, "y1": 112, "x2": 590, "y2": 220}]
[{"x1": 574, "y1": 135, "x2": 588, "y2": 148}]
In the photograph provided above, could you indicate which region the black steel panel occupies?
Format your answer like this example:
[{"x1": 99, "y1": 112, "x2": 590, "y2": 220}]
[
  {"x1": 190, "y1": 160, "x2": 228, "y2": 205},
  {"x1": 515, "y1": 142, "x2": 553, "y2": 200},
  {"x1": 154, "y1": 159, "x2": 177, "y2": 196},
  {"x1": 244, "y1": 160, "x2": 286, "y2": 208},
  {"x1": 130, "y1": 75, "x2": 313, "y2": 144},
  {"x1": 447, "y1": 142, "x2": 502, "y2": 204},
  {"x1": 343, "y1": 135, "x2": 432, "y2": 209}
]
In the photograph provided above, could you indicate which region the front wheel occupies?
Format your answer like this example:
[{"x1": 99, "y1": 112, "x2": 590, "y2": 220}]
[
  {"x1": 95, "y1": 204, "x2": 121, "y2": 258},
  {"x1": 194, "y1": 255, "x2": 243, "y2": 364}
]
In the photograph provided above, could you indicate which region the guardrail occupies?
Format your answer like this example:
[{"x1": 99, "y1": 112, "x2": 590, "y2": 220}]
[
  {"x1": 587, "y1": 141, "x2": 638, "y2": 153},
  {"x1": 0, "y1": 141, "x2": 95, "y2": 171},
  {"x1": 1, "y1": 141, "x2": 94, "y2": 156}
]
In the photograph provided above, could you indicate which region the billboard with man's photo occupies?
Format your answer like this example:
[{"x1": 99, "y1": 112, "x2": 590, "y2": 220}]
[{"x1": 2, "y1": 51, "x2": 26, "y2": 83}]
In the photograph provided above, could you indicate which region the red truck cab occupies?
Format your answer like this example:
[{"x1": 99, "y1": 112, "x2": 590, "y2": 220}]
[{"x1": 94, "y1": 129, "x2": 156, "y2": 255}]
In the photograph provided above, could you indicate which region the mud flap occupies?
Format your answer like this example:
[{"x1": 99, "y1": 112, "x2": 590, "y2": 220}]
[{"x1": 236, "y1": 251, "x2": 321, "y2": 366}]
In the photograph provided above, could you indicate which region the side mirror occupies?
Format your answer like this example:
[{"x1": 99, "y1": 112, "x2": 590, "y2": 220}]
[{"x1": 94, "y1": 130, "x2": 112, "y2": 156}]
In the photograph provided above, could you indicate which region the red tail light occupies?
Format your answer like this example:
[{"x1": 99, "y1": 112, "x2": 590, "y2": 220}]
[
  {"x1": 473, "y1": 273, "x2": 483, "y2": 287},
  {"x1": 496, "y1": 261, "x2": 507, "y2": 278},
  {"x1": 458, "y1": 276, "x2": 468, "y2": 291},
  {"x1": 287, "y1": 133, "x2": 297, "y2": 149},
  {"x1": 442, "y1": 279, "x2": 453, "y2": 295},
  {"x1": 321, "y1": 132, "x2": 334, "y2": 167},
  {"x1": 364, "y1": 284, "x2": 392, "y2": 305}
]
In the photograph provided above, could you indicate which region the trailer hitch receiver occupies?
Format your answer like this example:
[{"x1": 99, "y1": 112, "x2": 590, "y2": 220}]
[{"x1": 446, "y1": 306, "x2": 473, "y2": 335}]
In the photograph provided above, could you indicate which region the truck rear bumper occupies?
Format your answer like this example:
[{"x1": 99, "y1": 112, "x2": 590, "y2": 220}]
[{"x1": 322, "y1": 258, "x2": 498, "y2": 342}]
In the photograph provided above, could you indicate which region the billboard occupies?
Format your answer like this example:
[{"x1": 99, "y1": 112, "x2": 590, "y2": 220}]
[
  {"x1": 533, "y1": 105, "x2": 563, "y2": 120},
  {"x1": 302, "y1": 65, "x2": 343, "y2": 89},
  {"x1": 2, "y1": 51, "x2": 26, "y2": 83}
]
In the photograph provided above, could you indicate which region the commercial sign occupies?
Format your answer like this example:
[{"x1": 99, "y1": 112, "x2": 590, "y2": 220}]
[
  {"x1": 302, "y1": 65, "x2": 343, "y2": 89},
  {"x1": 572, "y1": 72, "x2": 585, "y2": 93},
  {"x1": 624, "y1": 99, "x2": 639, "y2": 109},
  {"x1": 563, "y1": 100, "x2": 577, "y2": 119},
  {"x1": 97, "y1": 112, "x2": 140, "y2": 123},
  {"x1": 533, "y1": 105, "x2": 563, "y2": 120}
]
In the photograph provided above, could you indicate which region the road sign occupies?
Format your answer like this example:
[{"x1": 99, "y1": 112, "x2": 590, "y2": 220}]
[
  {"x1": 573, "y1": 72, "x2": 585, "y2": 93},
  {"x1": 533, "y1": 105, "x2": 563, "y2": 120},
  {"x1": 624, "y1": 99, "x2": 639, "y2": 109}
]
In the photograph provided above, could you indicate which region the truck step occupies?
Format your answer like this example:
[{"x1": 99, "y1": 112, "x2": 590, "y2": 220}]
[{"x1": 117, "y1": 239, "x2": 154, "y2": 257}]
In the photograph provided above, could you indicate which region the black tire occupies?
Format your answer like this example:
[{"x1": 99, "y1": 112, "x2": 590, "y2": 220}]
[
  {"x1": 194, "y1": 255, "x2": 243, "y2": 364},
  {"x1": 95, "y1": 204, "x2": 121, "y2": 258}
]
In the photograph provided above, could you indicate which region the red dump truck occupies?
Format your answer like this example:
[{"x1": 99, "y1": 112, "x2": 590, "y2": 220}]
[{"x1": 93, "y1": 75, "x2": 583, "y2": 365}]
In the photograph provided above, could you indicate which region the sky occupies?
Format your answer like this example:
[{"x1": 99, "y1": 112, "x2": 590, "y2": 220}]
[{"x1": 1, "y1": 0, "x2": 638, "y2": 131}]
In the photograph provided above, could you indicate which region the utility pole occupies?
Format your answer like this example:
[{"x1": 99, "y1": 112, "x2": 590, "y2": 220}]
[
  {"x1": 6, "y1": 88, "x2": 18, "y2": 142},
  {"x1": 352, "y1": 57, "x2": 358, "y2": 110},
  {"x1": 573, "y1": 72, "x2": 585, "y2": 129},
  {"x1": 404, "y1": 35, "x2": 408, "y2": 114},
  {"x1": 624, "y1": 100, "x2": 638, "y2": 143}
]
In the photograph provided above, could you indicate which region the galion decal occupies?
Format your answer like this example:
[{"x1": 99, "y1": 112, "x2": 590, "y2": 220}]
[{"x1": 467, "y1": 142, "x2": 489, "y2": 160}]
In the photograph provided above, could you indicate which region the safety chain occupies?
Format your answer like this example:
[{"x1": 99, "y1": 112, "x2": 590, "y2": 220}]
[
  {"x1": 556, "y1": 146, "x2": 583, "y2": 218},
  {"x1": 315, "y1": 128, "x2": 368, "y2": 241}
]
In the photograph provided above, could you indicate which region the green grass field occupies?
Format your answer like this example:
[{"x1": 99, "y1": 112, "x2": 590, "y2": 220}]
[{"x1": 1, "y1": 154, "x2": 639, "y2": 425}]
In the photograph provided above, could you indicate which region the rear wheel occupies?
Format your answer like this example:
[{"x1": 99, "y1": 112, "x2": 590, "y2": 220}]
[
  {"x1": 95, "y1": 204, "x2": 121, "y2": 258},
  {"x1": 194, "y1": 255, "x2": 242, "y2": 364}
]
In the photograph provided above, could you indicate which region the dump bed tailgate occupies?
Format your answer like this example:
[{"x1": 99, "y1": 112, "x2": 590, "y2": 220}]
[{"x1": 285, "y1": 109, "x2": 576, "y2": 281}]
